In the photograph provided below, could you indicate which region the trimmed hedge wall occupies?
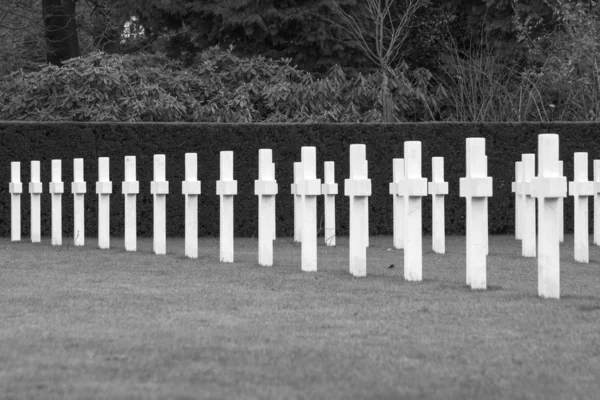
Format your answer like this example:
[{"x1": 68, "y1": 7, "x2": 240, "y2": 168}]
[{"x1": 1, "y1": 122, "x2": 599, "y2": 239}]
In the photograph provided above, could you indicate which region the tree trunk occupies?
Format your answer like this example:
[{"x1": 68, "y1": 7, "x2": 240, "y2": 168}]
[
  {"x1": 42, "y1": 0, "x2": 80, "y2": 66},
  {"x1": 381, "y1": 69, "x2": 394, "y2": 123}
]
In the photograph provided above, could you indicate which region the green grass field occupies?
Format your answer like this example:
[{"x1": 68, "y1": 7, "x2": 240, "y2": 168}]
[{"x1": 1, "y1": 235, "x2": 599, "y2": 399}]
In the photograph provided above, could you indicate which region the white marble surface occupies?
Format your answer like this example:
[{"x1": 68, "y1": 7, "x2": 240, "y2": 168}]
[
  {"x1": 322, "y1": 161, "x2": 337, "y2": 246},
  {"x1": 512, "y1": 161, "x2": 523, "y2": 240},
  {"x1": 531, "y1": 134, "x2": 566, "y2": 299},
  {"x1": 568, "y1": 152, "x2": 594, "y2": 263},
  {"x1": 292, "y1": 162, "x2": 302, "y2": 243},
  {"x1": 595, "y1": 160, "x2": 600, "y2": 246},
  {"x1": 29, "y1": 161, "x2": 42, "y2": 243},
  {"x1": 255, "y1": 149, "x2": 277, "y2": 266},
  {"x1": 402, "y1": 142, "x2": 428, "y2": 282},
  {"x1": 96, "y1": 157, "x2": 112, "y2": 250},
  {"x1": 49, "y1": 160, "x2": 63, "y2": 246},
  {"x1": 389, "y1": 159, "x2": 405, "y2": 250},
  {"x1": 122, "y1": 156, "x2": 139, "y2": 252},
  {"x1": 559, "y1": 161, "x2": 564, "y2": 243},
  {"x1": 182, "y1": 153, "x2": 201, "y2": 259},
  {"x1": 216, "y1": 151, "x2": 237, "y2": 263},
  {"x1": 150, "y1": 155, "x2": 169, "y2": 255},
  {"x1": 521, "y1": 154, "x2": 536, "y2": 257},
  {"x1": 429, "y1": 157, "x2": 448, "y2": 254},
  {"x1": 299, "y1": 147, "x2": 321, "y2": 272},
  {"x1": 459, "y1": 138, "x2": 492, "y2": 290},
  {"x1": 344, "y1": 144, "x2": 371, "y2": 277},
  {"x1": 72, "y1": 158, "x2": 86, "y2": 247},
  {"x1": 9, "y1": 162, "x2": 22, "y2": 241}
]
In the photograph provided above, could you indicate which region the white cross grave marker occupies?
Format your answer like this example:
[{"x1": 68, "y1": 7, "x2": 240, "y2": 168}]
[
  {"x1": 512, "y1": 161, "x2": 523, "y2": 240},
  {"x1": 459, "y1": 138, "x2": 492, "y2": 290},
  {"x1": 531, "y1": 134, "x2": 566, "y2": 299},
  {"x1": 216, "y1": 151, "x2": 237, "y2": 263},
  {"x1": 96, "y1": 157, "x2": 112, "y2": 249},
  {"x1": 402, "y1": 142, "x2": 428, "y2": 281},
  {"x1": 366, "y1": 160, "x2": 369, "y2": 248},
  {"x1": 182, "y1": 153, "x2": 201, "y2": 258},
  {"x1": 389, "y1": 159, "x2": 405, "y2": 249},
  {"x1": 151, "y1": 155, "x2": 169, "y2": 255},
  {"x1": 49, "y1": 160, "x2": 63, "y2": 246},
  {"x1": 122, "y1": 156, "x2": 139, "y2": 252},
  {"x1": 521, "y1": 154, "x2": 536, "y2": 257},
  {"x1": 29, "y1": 161, "x2": 42, "y2": 243},
  {"x1": 559, "y1": 160, "x2": 564, "y2": 243},
  {"x1": 322, "y1": 161, "x2": 338, "y2": 246},
  {"x1": 272, "y1": 162, "x2": 277, "y2": 241},
  {"x1": 291, "y1": 162, "x2": 302, "y2": 242},
  {"x1": 255, "y1": 149, "x2": 277, "y2": 266},
  {"x1": 344, "y1": 144, "x2": 371, "y2": 277},
  {"x1": 484, "y1": 156, "x2": 489, "y2": 256},
  {"x1": 298, "y1": 147, "x2": 321, "y2": 271},
  {"x1": 594, "y1": 160, "x2": 600, "y2": 246},
  {"x1": 71, "y1": 158, "x2": 86, "y2": 246},
  {"x1": 568, "y1": 152, "x2": 594, "y2": 263},
  {"x1": 9, "y1": 162, "x2": 22, "y2": 241},
  {"x1": 429, "y1": 157, "x2": 448, "y2": 254}
]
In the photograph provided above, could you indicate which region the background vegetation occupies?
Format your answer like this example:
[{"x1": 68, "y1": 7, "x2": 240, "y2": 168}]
[{"x1": 2, "y1": 0, "x2": 600, "y2": 123}]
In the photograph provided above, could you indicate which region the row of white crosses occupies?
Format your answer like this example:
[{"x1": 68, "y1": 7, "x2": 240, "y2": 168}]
[
  {"x1": 512, "y1": 135, "x2": 600, "y2": 267},
  {"x1": 297, "y1": 141, "x2": 449, "y2": 280},
  {"x1": 389, "y1": 147, "x2": 449, "y2": 261},
  {"x1": 9, "y1": 153, "x2": 239, "y2": 263},
  {"x1": 8, "y1": 144, "x2": 449, "y2": 280},
  {"x1": 289, "y1": 147, "x2": 338, "y2": 273},
  {"x1": 513, "y1": 158, "x2": 563, "y2": 252},
  {"x1": 511, "y1": 133, "x2": 600, "y2": 299}
]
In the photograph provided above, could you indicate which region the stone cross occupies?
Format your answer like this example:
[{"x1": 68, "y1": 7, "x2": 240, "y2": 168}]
[
  {"x1": 49, "y1": 160, "x2": 63, "y2": 246},
  {"x1": 594, "y1": 160, "x2": 600, "y2": 246},
  {"x1": 484, "y1": 155, "x2": 489, "y2": 256},
  {"x1": 344, "y1": 144, "x2": 371, "y2": 277},
  {"x1": 389, "y1": 159, "x2": 405, "y2": 249},
  {"x1": 255, "y1": 149, "x2": 277, "y2": 266},
  {"x1": 71, "y1": 158, "x2": 86, "y2": 246},
  {"x1": 568, "y1": 152, "x2": 594, "y2": 263},
  {"x1": 216, "y1": 151, "x2": 237, "y2": 263},
  {"x1": 429, "y1": 157, "x2": 448, "y2": 254},
  {"x1": 531, "y1": 134, "x2": 566, "y2": 299},
  {"x1": 29, "y1": 161, "x2": 42, "y2": 243},
  {"x1": 96, "y1": 157, "x2": 112, "y2": 249},
  {"x1": 122, "y1": 156, "x2": 139, "y2": 252},
  {"x1": 150, "y1": 155, "x2": 169, "y2": 255},
  {"x1": 365, "y1": 160, "x2": 369, "y2": 248},
  {"x1": 9, "y1": 162, "x2": 22, "y2": 241},
  {"x1": 182, "y1": 153, "x2": 201, "y2": 259},
  {"x1": 459, "y1": 138, "x2": 492, "y2": 290},
  {"x1": 559, "y1": 160, "x2": 564, "y2": 243},
  {"x1": 402, "y1": 142, "x2": 428, "y2": 281},
  {"x1": 272, "y1": 162, "x2": 277, "y2": 241},
  {"x1": 298, "y1": 147, "x2": 321, "y2": 271},
  {"x1": 512, "y1": 161, "x2": 523, "y2": 240},
  {"x1": 521, "y1": 154, "x2": 536, "y2": 257},
  {"x1": 291, "y1": 162, "x2": 303, "y2": 242},
  {"x1": 322, "y1": 161, "x2": 338, "y2": 246}
]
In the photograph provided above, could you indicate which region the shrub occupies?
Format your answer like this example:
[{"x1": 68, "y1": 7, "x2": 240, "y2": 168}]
[{"x1": 0, "y1": 46, "x2": 437, "y2": 123}]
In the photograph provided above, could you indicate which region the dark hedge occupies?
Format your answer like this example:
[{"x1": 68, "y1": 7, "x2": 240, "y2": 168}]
[{"x1": 0, "y1": 122, "x2": 598, "y2": 239}]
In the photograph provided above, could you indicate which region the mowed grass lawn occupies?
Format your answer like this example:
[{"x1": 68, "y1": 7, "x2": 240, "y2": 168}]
[{"x1": 1, "y1": 235, "x2": 600, "y2": 400}]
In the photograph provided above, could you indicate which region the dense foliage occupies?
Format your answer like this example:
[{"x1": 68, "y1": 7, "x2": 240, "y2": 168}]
[
  {"x1": 0, "y1": 46, "x2": 439, "y2": 122},
  {"x1": 2, "y1": 0, "x2": 600, "y2": 122}
]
